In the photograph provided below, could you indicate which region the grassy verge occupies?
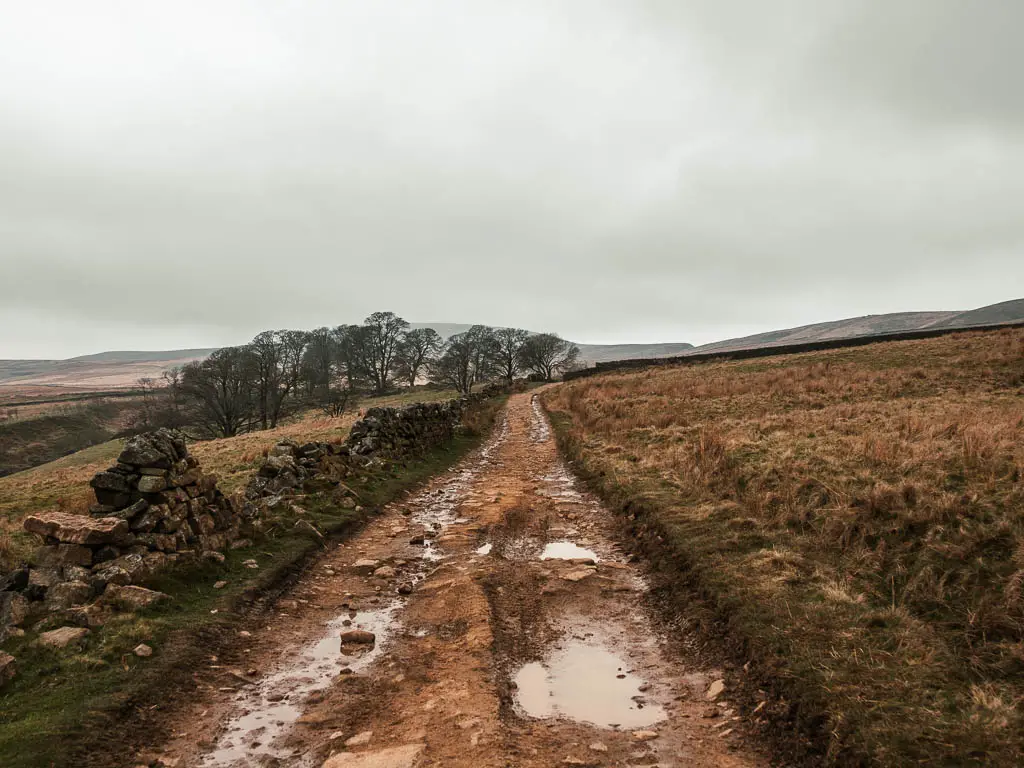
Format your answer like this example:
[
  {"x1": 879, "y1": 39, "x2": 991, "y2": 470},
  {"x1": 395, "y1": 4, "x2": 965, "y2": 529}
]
[
  {"x1": 543, "y1": 328, "x2": 1024, "y2": 767},
  {"x1": 0, "y1": 395, "x2": 504, "y2": 768}
]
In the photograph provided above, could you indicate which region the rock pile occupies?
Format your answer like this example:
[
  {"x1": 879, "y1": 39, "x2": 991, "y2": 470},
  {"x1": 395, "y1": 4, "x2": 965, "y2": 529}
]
[
  {"x1": 345, "y1": 400, "x2": 466, "y2": 457},
  {"x1": 9, "y1": 429, "x2": 253, "y2": 626},
  {"x1": 246, "y1": 394, "x2": 491, "y2": 502}
]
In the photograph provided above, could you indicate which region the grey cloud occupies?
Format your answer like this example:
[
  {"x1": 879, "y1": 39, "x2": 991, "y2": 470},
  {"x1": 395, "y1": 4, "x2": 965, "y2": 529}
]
[{"x1": 0, "y1": 0, "x2": 1021, "y2": 358}]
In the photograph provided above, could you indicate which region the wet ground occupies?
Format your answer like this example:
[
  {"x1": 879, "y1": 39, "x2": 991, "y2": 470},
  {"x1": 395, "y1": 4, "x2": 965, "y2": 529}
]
[{"x1": 147, "y1": 392, "x2": 767, "y2": 768}]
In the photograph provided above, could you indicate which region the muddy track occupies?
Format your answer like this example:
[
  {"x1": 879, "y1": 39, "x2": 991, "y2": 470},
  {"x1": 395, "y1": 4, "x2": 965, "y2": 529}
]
[{"x1": 141, "y1": 392, "x2": 769, "y2": 768}]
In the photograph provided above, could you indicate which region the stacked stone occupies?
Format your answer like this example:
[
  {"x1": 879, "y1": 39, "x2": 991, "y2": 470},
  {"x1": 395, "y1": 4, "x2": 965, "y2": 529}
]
[
  {"x1": 246, "y1": 439, "x2": 348, "y2": 500},
  {"x1": 346, "y1": 400, "x2": 466, "y2": 457},
  {"x1": 246, "y1": 393, "x2": 494, "y2": 501},
  {"x1": 20, "y1": 429, "x2": 245, "y2": 613}
]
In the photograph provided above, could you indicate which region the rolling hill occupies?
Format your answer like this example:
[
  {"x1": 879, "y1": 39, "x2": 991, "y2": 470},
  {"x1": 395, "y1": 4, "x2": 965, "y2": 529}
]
[
  {"x1": 688, "y1": 297, "x2": 1024, "y2": 355},
  {"x1": 3, "y1": 297, "x2": 1020, "y2": 389}
]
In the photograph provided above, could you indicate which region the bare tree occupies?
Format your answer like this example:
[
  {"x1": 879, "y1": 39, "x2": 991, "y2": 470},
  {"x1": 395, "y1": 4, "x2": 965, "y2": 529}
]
[
  {"x1": 518, "y1": 333, "x2": 580, "y2": 381},
  {"x1": 429, "y1": 326, "x2": 500, "y2": 394},
  {"x1": 334, "y1": 324, "x2": 373, "y2": 391},
  {"x1": 396, "y1": 327, "x2": 442, "y2": 386},
  {"x1": 301, "y1": 327, "x2": 337, "y2": 399},
  {"x1": 429, "y1": 334, "x2": 474, "y2": 394},
  {"x1": 493, "y1": 327, "x2": 530, "y2": 383},
  {"x1": 179, "y1": 347, "x2": 258, "y2": 437},
  {"x1": 134, "y1": 371, "x2": 187, "y2": 430},
  {"x1": 362, "y1": 311, "x2": 410, "y2": 394},
  {"x1": 466, "y1": 325, "x2": 500, "y2": 387}
]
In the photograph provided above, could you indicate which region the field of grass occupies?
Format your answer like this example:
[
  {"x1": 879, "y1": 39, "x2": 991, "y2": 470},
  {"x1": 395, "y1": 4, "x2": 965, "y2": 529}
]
[
  {"x1": 0, "y1": 388, "x2": 459, "y2": 569},
  {"x1": 543, "y1": 327, "x2": 1024, "y2": 767},
  {"x1": 0, "y1": 399, "x2": 136, "y2": 479},
  {"x1": 0, "y1": 391, "x2": 501, "y2": 767}
]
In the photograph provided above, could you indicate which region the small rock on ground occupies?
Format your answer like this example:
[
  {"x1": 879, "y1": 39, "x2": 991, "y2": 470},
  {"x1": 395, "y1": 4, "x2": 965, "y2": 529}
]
[
  {"x1": 322, "y1": 743, "x2": 424, "y2": 768},
  {"x1": 38, "y1": 626, "x2": 90, "y2": 649},
  {"x1": 706, "y1": 678, "x2": 725, "y2": 700},
  {"x1": 344, "y1": 730, "x2": 373, "y2": 747}
]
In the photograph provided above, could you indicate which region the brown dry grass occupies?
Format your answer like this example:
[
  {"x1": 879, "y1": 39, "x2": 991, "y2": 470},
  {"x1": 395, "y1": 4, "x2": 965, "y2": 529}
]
[
  {"x1": 544, "y1": 327, "x2": 1024, "y2": 766},
  {"x1": 0, "y1": 388, "x2": 458, "y2": 565}
]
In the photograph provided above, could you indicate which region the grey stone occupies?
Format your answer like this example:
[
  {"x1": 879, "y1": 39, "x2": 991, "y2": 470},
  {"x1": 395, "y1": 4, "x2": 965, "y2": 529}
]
[
  {"x1": 45, "y1": 581, "x2": 93, "y2": 611},
  {"x1": 38, "y1": 626, "x2": 90, "y2": 650},
  {"x1": 137, "y1": 475, "x2": 167, "y2": 493}
]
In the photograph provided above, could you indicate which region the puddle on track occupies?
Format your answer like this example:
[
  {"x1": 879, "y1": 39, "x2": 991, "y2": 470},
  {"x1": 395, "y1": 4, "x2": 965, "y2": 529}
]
[
  {"x1": 512, "y1": 635, "x2": 666, "y2": 729},
  {"x1": 540, "y1": 541, "x2": 598, "y2": 561},
  {"x1": 529, "y1": 395, "x2": 550, "y2": 443},
  {"x1": 202, "y1": 605, "x2": 397, "y2": 767},
  {"x1": 199, "y1": 413, "x2": 512, "y2": 766}
]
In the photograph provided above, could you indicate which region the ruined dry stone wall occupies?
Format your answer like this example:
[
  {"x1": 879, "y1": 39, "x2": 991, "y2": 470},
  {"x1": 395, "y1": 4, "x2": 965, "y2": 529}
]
[
  {"x1": 0, "y1": 429, "x2": 254, "y2": 644},
  {"x1": 0, "y1": 390, "x2": 503, "y2": 652},
  {"x1": 246, "y1": 392, "x2": 495, "y2": 502}
]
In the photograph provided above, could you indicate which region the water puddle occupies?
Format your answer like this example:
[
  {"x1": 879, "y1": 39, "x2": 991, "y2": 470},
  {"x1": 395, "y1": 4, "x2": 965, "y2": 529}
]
[
  {"x1": 512, "y1": 636, "x2": 666, "y2": 729},
  {"x1": 536, "y1": 466, "x2": 584, "y2": 502},
  {"x1": 202, "y1": 605, "x2": 398, "y2": 766},
  {"x1": 529, "y1": 395, "x2": 550, "y2": 443},
  {"x1": 541, "y1": 541, "x2": 598, "y2": 561}
]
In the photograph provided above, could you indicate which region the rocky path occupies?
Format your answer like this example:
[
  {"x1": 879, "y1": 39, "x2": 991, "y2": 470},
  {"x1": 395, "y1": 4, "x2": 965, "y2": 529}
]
[{"x1": 150, "y1": 392, "x2": 767, "y2": 768}]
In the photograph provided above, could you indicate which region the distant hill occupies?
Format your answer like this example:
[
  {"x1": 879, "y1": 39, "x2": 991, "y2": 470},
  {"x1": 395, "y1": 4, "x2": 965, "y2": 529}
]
[
  {"x1": 6, "y1": 297, "x2": 1018, "y2": 390},
  {"x1": 0, "y1": 350, "x2": 213, "y2": 390},
  {"x1": 925, "y1": 298, "x2": 1024, "y2": 329},
  {"x1": 689, "y1": 298, "x2": 1024, "y2": 355}
]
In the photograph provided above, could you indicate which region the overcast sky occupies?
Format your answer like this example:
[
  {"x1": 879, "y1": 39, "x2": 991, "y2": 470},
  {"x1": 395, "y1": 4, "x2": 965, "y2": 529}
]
[{"x1": 1, "y1": 1, "x2": 1021, "y2": 358}]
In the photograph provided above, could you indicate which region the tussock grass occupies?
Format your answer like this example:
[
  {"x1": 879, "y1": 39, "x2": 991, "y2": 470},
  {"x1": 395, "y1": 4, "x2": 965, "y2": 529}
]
[{"x1": 544, "y1": 327, "x2": 1024, "y2": 766}]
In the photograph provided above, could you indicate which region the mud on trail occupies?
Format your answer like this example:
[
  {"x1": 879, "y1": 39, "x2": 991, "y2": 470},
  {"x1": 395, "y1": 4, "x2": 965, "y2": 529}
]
[{"x1": 145, "y1": 392, "x2": 768, "y2": 768}]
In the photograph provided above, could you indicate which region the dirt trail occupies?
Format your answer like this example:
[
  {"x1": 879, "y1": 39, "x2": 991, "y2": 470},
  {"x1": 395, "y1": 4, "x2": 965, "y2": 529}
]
[{"x1": 151, "y1": 392, "x2": 767, "y2": 768}]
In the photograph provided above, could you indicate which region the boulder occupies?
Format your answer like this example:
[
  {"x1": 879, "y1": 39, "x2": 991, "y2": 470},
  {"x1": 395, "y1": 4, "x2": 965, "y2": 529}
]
[
  {"x1": 117, "y1": 429, "x2": 184, "y2": 469},
  {"x1": 103, "y1": 584, "x2": 170, "y2": 611},
  {"x1": 0, "y1": 566, "x2": 30, "y2": 593},
  {"x1": 89, "y1": 470, "x2": 136, "y2": 495},
  {"x1": 0, "y1": 592, "x2": 30, "y2": 639},
  {"x1": 45, "y1": 581, "x2": 93, "y2": 611},
  {"x1": 38, "y1": 626, "x2": 90, "y2": 650},
  {"x1": 137, "y1": 475, "x2": 167, "y2": 493},
  {"x1": 24, "y1": 512, "x2": 133, "y2": 547},
  {"x1": 34, "y1": 543, "x2": 93, "y2": 569},
  {"x1": 0, "y1": 652, "x2": 16, "y2": 687}
]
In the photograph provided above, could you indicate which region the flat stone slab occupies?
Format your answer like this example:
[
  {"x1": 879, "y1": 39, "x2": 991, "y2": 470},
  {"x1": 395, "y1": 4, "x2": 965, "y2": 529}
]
[
  {"x1": 24, "y1": 512, "x2": 132, "y2": 547},
  {"x1": 38, "y1": 626, "x2": 90, "y2": 649},
  {"x1": 322, "y1": 743, "x2": 424, "y2": 768},
  {"x1": 103, "y1": 584, "x2": 171, "y2": 611}
]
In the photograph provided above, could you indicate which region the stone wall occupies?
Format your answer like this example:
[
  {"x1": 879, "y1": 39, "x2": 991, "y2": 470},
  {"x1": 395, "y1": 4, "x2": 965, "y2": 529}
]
[
  {"x1": 246, "y1": 390, "x2": 498, "y2": 502},
  {"x1": 0, "y1": 390, "x2": 503, "y2": 649},
  {"x1": 1, "y1": 429, "x2": 253, "y2": 643}
]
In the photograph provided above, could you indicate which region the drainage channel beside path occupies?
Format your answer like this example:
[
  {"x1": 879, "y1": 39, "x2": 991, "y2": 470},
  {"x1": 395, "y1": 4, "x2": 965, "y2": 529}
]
[{"x1": 149, "y1": 393, "x2": 767, "y2": 768}]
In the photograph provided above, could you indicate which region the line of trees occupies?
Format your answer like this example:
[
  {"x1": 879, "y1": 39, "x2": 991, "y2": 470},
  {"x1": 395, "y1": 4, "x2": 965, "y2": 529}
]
[{"x1": 141, "y1": 313, "x2": 580, "y2": 438}]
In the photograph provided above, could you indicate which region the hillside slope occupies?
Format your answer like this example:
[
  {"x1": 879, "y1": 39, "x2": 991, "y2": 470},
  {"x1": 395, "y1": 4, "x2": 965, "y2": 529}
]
[
  {"x1": 690, "y1": 297, "x2": 1023, "y2": 355},
  {"x1": 927, "y1": 297, "x2": 1024, "y2": 329}
]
